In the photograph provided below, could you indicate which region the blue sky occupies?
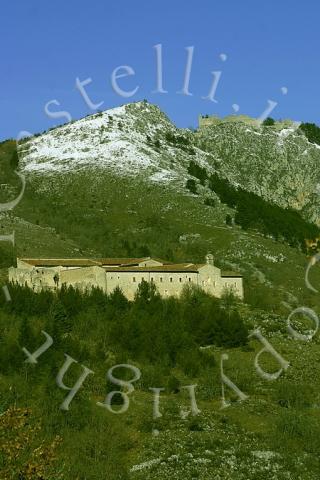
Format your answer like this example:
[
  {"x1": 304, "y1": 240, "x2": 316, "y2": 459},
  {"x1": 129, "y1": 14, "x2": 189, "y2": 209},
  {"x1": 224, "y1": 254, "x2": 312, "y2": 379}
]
[{"x1": 1, "y1": 0, "x2": 320, "y2": 140}]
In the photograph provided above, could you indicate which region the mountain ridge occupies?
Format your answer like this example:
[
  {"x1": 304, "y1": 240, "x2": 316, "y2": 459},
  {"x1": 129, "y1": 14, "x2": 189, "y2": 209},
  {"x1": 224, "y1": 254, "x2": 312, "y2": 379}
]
[
  {"x1": 1, "y1": 100, "x2": 320, "y2": 315},
  {"x1": 16, "y1": 100, "x2": 320, "y2": 226}
]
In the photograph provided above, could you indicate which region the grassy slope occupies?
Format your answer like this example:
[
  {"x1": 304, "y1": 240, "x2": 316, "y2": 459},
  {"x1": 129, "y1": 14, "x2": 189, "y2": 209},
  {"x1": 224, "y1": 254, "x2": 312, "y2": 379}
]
[
  {"x1": 128, "y1": 339, "x2": 320, "y2": 479},
  {"x1": 2, "y1": 301, "x2": 320, "y2": 479},
  {"x1": 11, "y1": 167, "x2": 320, "y2": 314},
  {"x1": 1, "y1": 122, "x2": 320, "y2": 478}
]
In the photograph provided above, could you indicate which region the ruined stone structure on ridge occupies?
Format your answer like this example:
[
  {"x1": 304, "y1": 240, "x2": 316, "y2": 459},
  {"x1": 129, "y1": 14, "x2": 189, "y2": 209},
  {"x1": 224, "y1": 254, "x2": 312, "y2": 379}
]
[
  {"x1": 198, "y1": 113, "x2": 295, "y2": 130},
  {"x1": 8, "y1": 255, "x2": 243, "y2": 300},
  {"x1": 198, "y1": 114, "x2": 259, "y2": 129}
]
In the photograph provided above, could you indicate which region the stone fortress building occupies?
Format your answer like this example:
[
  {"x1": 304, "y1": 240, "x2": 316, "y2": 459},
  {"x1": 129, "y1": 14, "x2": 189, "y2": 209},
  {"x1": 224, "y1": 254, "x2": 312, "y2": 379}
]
[
  {"x1": 8, "y1": 255, "x2": 243, "y2": 300},
  {"x1": 198, "y1": 114, "x2": 295, "y2": 130},
  {"x1": 198, "y1": 114, "x2": 258, "y2": 129}
]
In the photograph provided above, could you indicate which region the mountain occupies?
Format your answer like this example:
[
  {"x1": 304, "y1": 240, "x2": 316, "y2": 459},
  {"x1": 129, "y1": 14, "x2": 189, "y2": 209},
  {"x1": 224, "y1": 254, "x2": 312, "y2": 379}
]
[
  {"x1": 0, "y1": 101, "x2": 315, "y2": 310},
  {"x1": 19, "y1": 102, "x2": 202, "y2": 184},
  {"x1": 18, "y1": 100, "x2": 320, "y2": 226},
  {"x1": 2, "y1": 102, "x2": 320, "y2": 479},
  {"x1": 195, "y1": 120, "x2": 320, "y2": 225},
  {"x1": 0, "y1": 101, "x2": 317, "y2": 312}
]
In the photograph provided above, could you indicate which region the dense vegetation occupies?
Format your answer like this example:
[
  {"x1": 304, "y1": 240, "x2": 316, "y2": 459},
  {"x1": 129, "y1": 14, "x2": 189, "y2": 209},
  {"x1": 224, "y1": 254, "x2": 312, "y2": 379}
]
[
  {"x1": 0, "y1": 140, "x2": 21, "y2": 204},
  {"x1": 0, "y1": 282, "x2": 248, "y2": 478},
  {"x1": 164, "y1": 132, "x2": 195, "y2": 154},
  {"x1": 1, "y1": 281, "x2": 248, "y2": 372},
  {"x1": 262, "y1": 117, "x2": 275, "y2": 126},
  {"x1": 1, "y1": 282, "x2": 320, "y2": 478},
  {"x1": 299, "y1": 122, "x2": 320, "y2": 146},
  {"x1": 187, "y1": 161, "x2": 207, "y2": 185},
  {"x1": 2, "y1": 117, "x2": 320, "y2": 478},
  {"x1": 209, "y1": 172, "x2": 320, "y2": 251},
  {"x1": 187, "y1": 160, "x2": 320, "y2": 252}
]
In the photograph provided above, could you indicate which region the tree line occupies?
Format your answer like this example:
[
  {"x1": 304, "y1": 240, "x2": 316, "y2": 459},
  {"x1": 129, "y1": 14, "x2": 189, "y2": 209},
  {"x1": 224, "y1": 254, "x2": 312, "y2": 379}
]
[
  {"x1": 0, "y1": 281, "x2": 248, "y2": 376},
  {"x1": 186, "y1": 160, "x2": 320, "y2": 252}
]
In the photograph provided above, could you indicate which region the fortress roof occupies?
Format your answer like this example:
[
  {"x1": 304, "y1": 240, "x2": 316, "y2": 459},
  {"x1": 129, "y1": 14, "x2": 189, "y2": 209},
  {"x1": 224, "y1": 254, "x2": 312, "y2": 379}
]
[
  {"x1": 103, "y1": 263, "x2": 203, "y2": 273},
  {"x1": 18, "y1": 257, "x2": 173, "y2": 268},
  {"x1": 103, "y1": 264, "x2": 242, "y2": 275},
  {"x1": 221, "y1": 271, "x2": 243, "y2": 277},
  {"x1": 98, "y1": 257, "x2": 172, "y2": 266},
  {"x1": 19, "y1": 258, "x2": 101, "y2": 267},
  {"x1": 17, "y1": 258, "x2": 242, "y2": 277}
]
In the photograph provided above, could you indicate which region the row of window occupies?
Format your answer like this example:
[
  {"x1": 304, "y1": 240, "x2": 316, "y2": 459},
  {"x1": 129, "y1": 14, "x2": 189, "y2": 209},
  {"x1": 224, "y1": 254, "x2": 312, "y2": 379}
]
[
  {"x1": 107, "y1": 277, "x2": 223, "y2": 287},
  {"x1": 132, "y1": 276, "x2": 192, "y2": 283}
]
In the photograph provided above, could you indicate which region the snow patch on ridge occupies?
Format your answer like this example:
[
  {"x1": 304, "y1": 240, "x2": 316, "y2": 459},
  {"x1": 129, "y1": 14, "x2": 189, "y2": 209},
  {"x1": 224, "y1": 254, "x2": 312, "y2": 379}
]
[
  {"x1": 18, "y1": 101, "x2": 212, "y2": 193},
  {"x1": 19, "y1": 104, "x2": 173, "y2": 178},
  {"x1": 149, "y1": 169, "x2": 179, "y2": 183}
]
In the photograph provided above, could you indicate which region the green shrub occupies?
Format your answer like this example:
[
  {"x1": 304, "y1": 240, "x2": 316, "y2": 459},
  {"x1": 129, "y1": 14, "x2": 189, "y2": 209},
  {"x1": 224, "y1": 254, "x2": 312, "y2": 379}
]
[
  {"x1": 262, "y1": 117, "x2": 275, "y2": 126},
  {"x1": 204, "y1": 197, "x2": 215, "y2": 207},
  {"x1": 167, "y1": 375, "x2": 181, "y2": 393},
  {"x1": 300, "y1": 122, "x2": 320, "y2": 145},
  {"x1": 186, "y1": 178, "x2": 198, "y2": 194}
]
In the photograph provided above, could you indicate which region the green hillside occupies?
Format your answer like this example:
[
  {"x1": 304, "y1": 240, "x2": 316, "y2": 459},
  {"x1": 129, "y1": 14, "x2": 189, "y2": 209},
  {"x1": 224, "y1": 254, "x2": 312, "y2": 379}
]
[{"x1": 1, "y1": 104, "x2": 320, "y2": 478}]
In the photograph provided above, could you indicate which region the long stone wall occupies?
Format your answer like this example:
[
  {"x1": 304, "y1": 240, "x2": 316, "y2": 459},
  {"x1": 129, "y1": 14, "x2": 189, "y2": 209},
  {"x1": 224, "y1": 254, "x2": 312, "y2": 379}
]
[
  {"x1": 59, "y1": 266, "x2": 106, "y2": 292},
  {"x1": 106, "y1": 270, "x2": 200, "y2": 300},
  {"x1": 221, "y1": 277, "x2": 243, "y2": 298},
  {"x1": 8, "y1": 261, "x2": 243, "y2": 300},
  {"x1": 9, "y1": 265, "x2": 60, "y2": 291}
]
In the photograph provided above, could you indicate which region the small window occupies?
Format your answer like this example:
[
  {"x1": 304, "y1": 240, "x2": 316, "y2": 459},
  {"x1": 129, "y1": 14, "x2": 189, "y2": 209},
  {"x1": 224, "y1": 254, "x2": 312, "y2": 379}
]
[
  {"x1": 170, "y1": 277, "x2": 173, "y2": 283},
  {"x1": 189, "y1": 278, "x2": 192, "y2": 282},
  {"x1": 142, "y1": 277, "x2": 145, "y2": 281},
  {"x1": 133, "y1": 277, "x2": 136, "y2": 283},
  {"x1": 151, "y1": 277, "x2": 154, "y2": 282},
  {"x1": 160, "y1": 277, "x2": 163, "y2": 283},
  {"x1": 179, "y1": 278, "x2": 182, "y2": 283}
]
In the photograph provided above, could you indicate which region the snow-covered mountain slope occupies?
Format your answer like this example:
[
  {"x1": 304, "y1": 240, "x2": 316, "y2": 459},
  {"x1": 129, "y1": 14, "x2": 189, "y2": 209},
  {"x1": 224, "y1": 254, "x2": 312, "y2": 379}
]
[
  {"x1": 17, "y1": 100, "x2": 320, "y2": 224},
  {"x1": 7, "y1": 102, "x2": 320, "y2": 309},
  {"x1": 18, "y1": 102, "x2": 208, "y2": 188}
]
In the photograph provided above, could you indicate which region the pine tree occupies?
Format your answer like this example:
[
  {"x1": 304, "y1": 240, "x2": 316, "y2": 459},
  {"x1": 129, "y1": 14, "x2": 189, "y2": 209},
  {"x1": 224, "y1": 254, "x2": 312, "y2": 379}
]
[
  {"x1": 10, "y1": 148, "x2": 19, "y2": 169},
  {"x1": 109, "y1": 286, "x2": 129, "y2": 310},
  {"x1": 263, "y1": 117, "x2": 275, "y2": 126},
  {"x1": 186, "y1": 179, "x2": 198, "y2": 194},
  {"x1": 49, "y1": 300, "x2": 71, "y2": 345},
  {"x1": 225, "y1": 214, "x2": 233, "y2": 226},
  {"x1": 134, "y1": 279, "x2": 160, "y2": 305},
  {"x1": 19, "y1": 316, "x2": 34, "y2": 349}
]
